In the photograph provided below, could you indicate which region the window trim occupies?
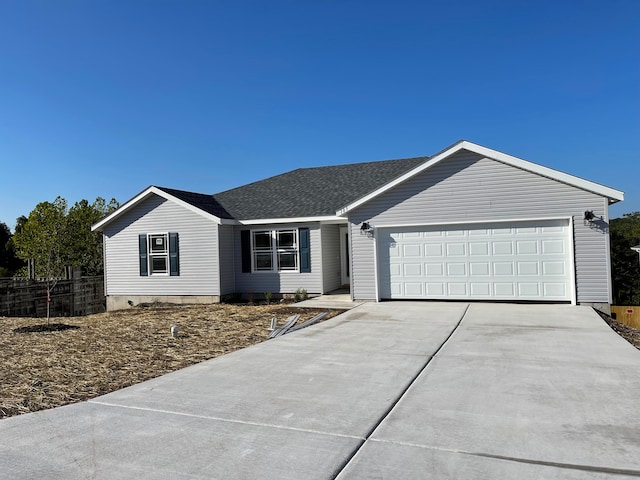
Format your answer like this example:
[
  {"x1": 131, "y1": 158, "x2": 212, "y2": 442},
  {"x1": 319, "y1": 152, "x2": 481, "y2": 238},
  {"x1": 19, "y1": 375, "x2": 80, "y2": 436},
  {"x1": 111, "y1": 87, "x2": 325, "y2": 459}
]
[
  {"x1": 250, "y1": 229, "x2": 300, "y2": 273},
  {"x1": 147, "y1": 232, "x2": 170, "y2": 276}
]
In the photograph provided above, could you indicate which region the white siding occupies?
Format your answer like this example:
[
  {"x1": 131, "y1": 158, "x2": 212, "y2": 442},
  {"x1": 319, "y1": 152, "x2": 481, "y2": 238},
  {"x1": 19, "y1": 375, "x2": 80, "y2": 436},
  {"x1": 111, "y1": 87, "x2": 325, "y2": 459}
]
[
  {"x1": 321, "y1": 224, "x2": 342, "y2": 293},
  {"x1": 233, "y1": 223, "x2": 324, "y2": 294},
  {"x1": 103, "y1": 195, "x2": 220, "y2": 296},
  {"x1": 349, "y1": 150, "x2": 611, "y2": 303},
  {"x1": 218, "y1": 224, "x2": 236, "y2": 295}
]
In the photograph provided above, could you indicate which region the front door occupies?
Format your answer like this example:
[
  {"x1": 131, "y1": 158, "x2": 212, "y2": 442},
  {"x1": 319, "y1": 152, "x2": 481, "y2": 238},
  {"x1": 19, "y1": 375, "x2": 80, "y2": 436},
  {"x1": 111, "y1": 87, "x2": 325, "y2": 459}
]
[{"x1": 340, "y1": 226, "x2": 350, "y2": 286}]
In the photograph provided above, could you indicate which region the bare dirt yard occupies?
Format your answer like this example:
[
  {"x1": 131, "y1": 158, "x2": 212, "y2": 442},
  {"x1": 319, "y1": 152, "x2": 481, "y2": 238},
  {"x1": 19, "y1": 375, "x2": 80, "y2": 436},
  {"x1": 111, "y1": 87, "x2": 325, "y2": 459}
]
[{"x1": 0, "y1": 303, "x2": 340, "y2": 419}]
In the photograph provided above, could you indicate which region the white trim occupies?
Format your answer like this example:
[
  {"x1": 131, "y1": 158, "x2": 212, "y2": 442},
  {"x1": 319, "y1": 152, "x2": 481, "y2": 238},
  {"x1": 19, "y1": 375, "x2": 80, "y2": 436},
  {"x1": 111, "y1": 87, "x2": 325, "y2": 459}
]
[
  {"x1": 373, "y1": 228, "x2": 380, "y2": 302},
  {"x1": 147, "y1": 231, "x2": 170, "y2": 276},
  {"x1": 602, "y1": 198, "x2": 613, "y2": 305},
  {"x1": 336, "y1": 140, "x2": 624, "y2": 216},
  {"x1": 249, "y1": 228, "x2": 300, "y2": 273},
  {"x1": 339, "y1": 226, "x2": 350, "y2": 286},
  {"x1": 568, "y1": 216, "x2": 577, "y2": 305},
  {"x1": 375, "y1": 216, "x2": 575, "y2": 303},
  {"x1": 92, "y1": 186, "x2": 230, "y2": 231},
  {"x1": 239, "y1": 216, "x2": 343, "y2": 225}
]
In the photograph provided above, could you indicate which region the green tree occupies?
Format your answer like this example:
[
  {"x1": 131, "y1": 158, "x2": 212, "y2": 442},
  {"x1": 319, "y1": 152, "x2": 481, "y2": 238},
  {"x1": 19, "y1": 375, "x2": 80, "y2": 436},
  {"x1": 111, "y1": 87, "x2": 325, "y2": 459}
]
[
  {"x1": 13, "y1": 197, "x2": 68, "y2": 279},
  {"x1": 12, "y1": 196, "x2": 119, "y2": 278},
  {"x1": 0, "y1": 222, "x2": 24, "y2": 277},
  {"x1": 66, "y1": 197, "x2": 119, "y2": 276},
  {"x1": 610, "y1": 212, "x2": 640, "y2": 305}
]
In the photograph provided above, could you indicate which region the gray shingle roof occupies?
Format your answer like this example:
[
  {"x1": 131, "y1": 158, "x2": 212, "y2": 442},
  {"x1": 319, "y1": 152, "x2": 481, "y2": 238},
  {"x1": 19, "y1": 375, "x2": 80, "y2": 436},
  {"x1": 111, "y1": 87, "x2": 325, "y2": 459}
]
[
  {"x1": 155, "y1": 186, "x2": 234, "y2": 219},
  {"x1": 212, "y1": 156, "x2": 428, "y2": 219}
]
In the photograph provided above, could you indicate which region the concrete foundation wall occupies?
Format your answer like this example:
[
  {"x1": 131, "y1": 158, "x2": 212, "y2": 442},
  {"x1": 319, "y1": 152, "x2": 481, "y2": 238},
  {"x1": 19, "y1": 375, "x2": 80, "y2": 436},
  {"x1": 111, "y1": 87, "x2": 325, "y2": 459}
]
[
  {"x1": 581, "y1": 302, "x2": 611, "y2": 316},
  {"x1": 107, "y1": 295, "x2": 221, "y2": 311}
]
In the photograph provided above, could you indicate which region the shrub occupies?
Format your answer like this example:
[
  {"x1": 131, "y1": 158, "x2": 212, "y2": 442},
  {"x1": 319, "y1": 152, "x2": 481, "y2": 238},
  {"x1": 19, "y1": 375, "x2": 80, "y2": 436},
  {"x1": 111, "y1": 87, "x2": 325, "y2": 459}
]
[{"x1": 294, "y1": 288, "x2": 308, "y2": 302}]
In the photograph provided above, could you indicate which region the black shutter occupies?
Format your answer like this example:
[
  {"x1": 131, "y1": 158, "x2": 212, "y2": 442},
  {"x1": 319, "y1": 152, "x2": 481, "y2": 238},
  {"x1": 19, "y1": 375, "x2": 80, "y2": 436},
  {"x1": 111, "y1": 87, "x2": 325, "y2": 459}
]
[
  {"x1": 241, "y1": 230, "x2": 251, "y2": 273},
  {"x1": 169, "y1": 232, "x2": 179, "y2": 276},
  {"x1": 139, "y1": 234, "x2": 148, "y2": 276},
  {"x1": 299, "y1": 227, "x2": 310, "y2": 273}
]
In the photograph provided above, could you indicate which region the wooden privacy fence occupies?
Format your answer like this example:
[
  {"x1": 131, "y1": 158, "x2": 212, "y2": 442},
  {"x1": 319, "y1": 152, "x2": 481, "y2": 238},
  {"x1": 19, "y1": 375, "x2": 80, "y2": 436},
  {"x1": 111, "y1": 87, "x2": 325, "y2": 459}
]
[
  {"x1": 0, "y1": 276, "x2": 105, "y2": 318},
  {"x1": 611, "y1": 306, "x2": 640, "y2": 329}
]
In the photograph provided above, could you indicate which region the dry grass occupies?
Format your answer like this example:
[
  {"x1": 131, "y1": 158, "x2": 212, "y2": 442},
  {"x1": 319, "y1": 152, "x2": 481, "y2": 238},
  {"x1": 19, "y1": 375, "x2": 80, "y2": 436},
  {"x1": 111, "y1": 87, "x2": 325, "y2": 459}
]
[{"x1": 0, "y1": 303, "x2": 339, "y2": 419}]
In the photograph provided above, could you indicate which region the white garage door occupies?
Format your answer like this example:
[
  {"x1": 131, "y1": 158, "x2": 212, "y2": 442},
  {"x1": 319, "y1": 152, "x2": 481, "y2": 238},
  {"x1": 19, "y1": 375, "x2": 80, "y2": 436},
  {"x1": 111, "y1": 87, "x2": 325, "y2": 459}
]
[{"x1": 378, "y1": 219, "x2": 572, "y2": 301}]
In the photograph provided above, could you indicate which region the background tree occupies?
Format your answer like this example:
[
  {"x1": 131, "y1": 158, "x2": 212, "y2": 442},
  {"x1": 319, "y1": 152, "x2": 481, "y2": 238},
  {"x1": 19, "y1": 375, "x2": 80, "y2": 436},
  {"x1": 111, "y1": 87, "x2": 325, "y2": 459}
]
[
  {"x1": 0, "y1": 222, "x2": 24, "y2": 277},
  {"x1": 610, "y1": 212, "x2": 640, "y2": 305},
  {"x1": 12, "y1": 196, "x2": 119, "y2": 278},
  {"x1": 66, "y1": 197, "x2": 119, "y2": 276}
]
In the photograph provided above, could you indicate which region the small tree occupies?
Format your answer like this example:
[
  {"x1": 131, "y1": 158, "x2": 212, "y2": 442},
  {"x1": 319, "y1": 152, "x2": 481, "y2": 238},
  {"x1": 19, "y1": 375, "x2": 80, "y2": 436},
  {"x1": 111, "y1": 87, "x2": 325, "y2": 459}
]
[{"x1": 12, "y1": 196, "x2": 119, "y2": 322}]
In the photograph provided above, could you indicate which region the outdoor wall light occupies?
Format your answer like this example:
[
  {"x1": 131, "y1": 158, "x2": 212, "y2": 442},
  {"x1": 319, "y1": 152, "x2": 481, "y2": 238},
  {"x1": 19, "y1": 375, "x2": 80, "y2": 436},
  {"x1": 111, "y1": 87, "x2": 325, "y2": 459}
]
[
  {"x1": 584, "y1": 210, "x2": 604, "y2": 223},
  {"x1": 360, "y1": 222, "x2": 372, "y2": 232}
]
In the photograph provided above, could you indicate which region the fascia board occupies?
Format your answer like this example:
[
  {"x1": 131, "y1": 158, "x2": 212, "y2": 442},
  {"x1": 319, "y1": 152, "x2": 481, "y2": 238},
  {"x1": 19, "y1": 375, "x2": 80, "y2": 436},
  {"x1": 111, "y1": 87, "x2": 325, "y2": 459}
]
[
  {"x1": 239, "y1": 216, "x2": 344, "y2": 225},
  {"x1": 336, "y1": 140, "x2": 624, "y2": 216},
  {"x1": 91, "y1": 186, "x2": 224, "y2": 231}
]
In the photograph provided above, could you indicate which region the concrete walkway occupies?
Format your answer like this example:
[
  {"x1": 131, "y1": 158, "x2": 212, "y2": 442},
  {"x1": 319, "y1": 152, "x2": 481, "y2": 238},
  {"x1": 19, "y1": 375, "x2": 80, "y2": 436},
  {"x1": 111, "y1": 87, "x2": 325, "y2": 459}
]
[
  {"x1": 1, "y1": 303, "x2": 639, "y2": 479},
  {"x1": 292, "y1": 293, "x2": 366, "y2": 310}
]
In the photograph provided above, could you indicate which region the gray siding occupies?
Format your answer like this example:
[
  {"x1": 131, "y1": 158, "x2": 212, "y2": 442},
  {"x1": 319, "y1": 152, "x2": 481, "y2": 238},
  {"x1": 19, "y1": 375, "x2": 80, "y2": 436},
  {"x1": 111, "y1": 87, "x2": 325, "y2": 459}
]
[
  {"x1": 103, "y1": 195, "x2": 220, "y2": 296},
  {"x1": 218, "y1": 224, "x2": 236, "y2": 295},
  {"x1": 321, "y1": 224, "x2": 342, "y2": 292},
  {"x1": 233, "y1": 223, "x2": 324, "y2": 294},
  {"x1": 349, "y1": 150, "x2": 611, "y2": 303}
]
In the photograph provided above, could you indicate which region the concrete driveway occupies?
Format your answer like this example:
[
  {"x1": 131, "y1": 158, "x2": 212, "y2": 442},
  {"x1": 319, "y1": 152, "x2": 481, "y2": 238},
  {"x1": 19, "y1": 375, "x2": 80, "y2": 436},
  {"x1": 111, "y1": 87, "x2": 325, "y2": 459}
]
[{"x1": 1, "y1": 303, "x2": 639, "y2": 479}]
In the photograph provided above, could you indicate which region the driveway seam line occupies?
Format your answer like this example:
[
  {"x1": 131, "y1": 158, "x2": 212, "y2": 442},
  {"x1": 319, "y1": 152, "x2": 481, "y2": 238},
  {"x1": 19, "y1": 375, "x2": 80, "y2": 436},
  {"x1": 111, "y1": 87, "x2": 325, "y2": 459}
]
[
  {"x1": 331, "y1": 304, "x2": 471, "y2": 479},
  {"x1": 87, "y1": 400, "x2": 364, "y2": 441}
]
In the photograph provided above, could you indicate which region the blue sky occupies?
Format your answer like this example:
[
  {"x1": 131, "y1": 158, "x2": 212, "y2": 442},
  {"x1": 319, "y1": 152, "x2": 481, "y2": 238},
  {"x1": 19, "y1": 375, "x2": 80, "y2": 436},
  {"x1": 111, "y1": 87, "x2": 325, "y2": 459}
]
[{"x1": 1, "y1": 0, "x2": 638, "y2": 229}]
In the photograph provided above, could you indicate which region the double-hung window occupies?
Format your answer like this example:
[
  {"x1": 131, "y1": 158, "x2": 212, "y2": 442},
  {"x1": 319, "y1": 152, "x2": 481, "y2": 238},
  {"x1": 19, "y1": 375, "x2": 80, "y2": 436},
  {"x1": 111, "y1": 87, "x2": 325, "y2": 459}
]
[
  {"x1": 148, "y1": 233, "x2": 169, "y2": 274},
  {"x1": 252, "y1": 229, "x2": 298, "y2": 272},
  {"x1": 139, "y1": 232, "x2": 179, "y2": 276}
]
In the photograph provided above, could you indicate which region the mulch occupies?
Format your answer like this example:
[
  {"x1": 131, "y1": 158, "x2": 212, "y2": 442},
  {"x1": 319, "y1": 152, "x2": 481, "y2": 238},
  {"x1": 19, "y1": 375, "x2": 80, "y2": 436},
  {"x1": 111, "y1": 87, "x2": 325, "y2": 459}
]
[{"x1": 0, "y1": 303, "x2": 339, "y2": 419}]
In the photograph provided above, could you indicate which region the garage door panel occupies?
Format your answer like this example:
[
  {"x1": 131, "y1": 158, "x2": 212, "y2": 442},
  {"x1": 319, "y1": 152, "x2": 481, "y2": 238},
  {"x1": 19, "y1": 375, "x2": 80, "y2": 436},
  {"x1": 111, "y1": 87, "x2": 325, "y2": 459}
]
[
  {"x1": 446, "y1": 243, "x2": 466, "y2": 256},
  {"x1": 469, "y1": 242, "x2": 489, "y2": 255},
  {"x1": 404, "y1": 283, "x2": 423, "y2": 295},
  {"x1": 494, "y1": 262, "x2": 514, "y2": 276},
  {"x1": 516, "y1": 240, "x2": 538, "y2": 254},
  {"x1": 426, "y1": 263, "x2": 443, "y2": 275},
  {"x1": 518, "y1": 283, "x2": 540, "y2": 296},
  {"x1": 470, "y1": 283, "x2": 491, "y2": 296},
  {"x1": 448, "y1": 283, "x2": 467, "y2": 295},
  {"x1": 425, "y1": 244, "x2": 443, "y2": 256},
  {"x1": 517, "y1": 262, "x2": 539, "y2": 275},
  {"x1": 470, "y1": 262, "x2": 490, "y2": 276},
  {"x1": 542, "y1": 239, "x2": 565, "y2": 254},
  {"x1": 494, "y1": 283, "x2": 515, "y2": 296},
  {"x1": 403, "y1": 244, "x2": 422, "y2": 256},
  {"x1": 426, "y1": 283, "x2": 445, "y2": 295},
  {"x1": 404, "y1": 263, "x2": 422, "y2": 276},
  {"x1": 493, "y1": 242, "x2": 513, "y2": 255},
  {"x1": 379, "y1": 219, "x2": 572, "y2": 301},
  {"x1": 447, "y1": 263, "x2": 466, "y2": 276},
  {"x1": 543, "y1": 261, "x2": 565, "y2": 275}
]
